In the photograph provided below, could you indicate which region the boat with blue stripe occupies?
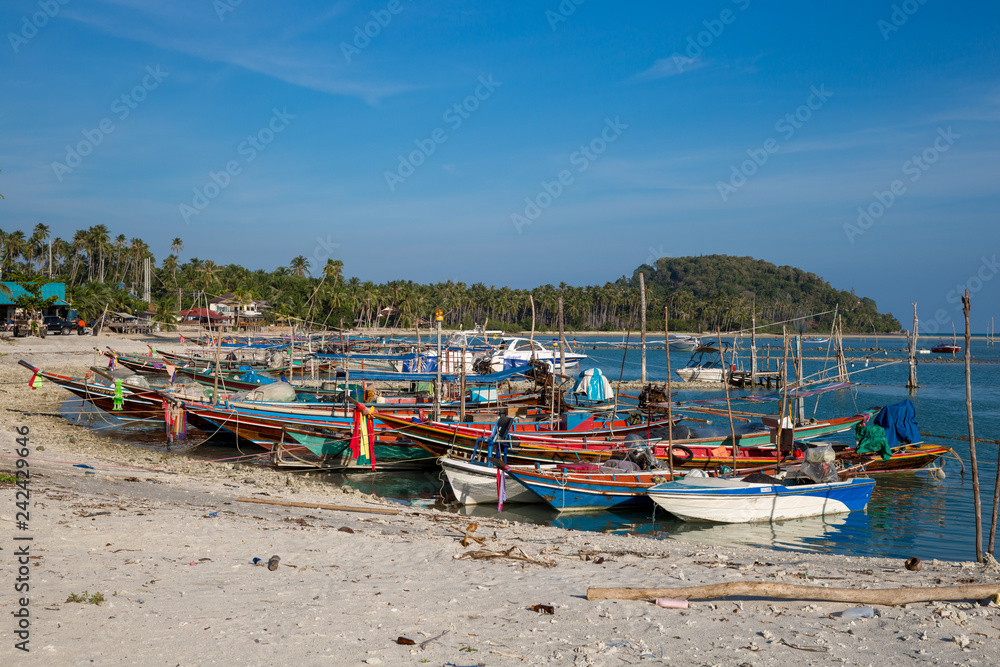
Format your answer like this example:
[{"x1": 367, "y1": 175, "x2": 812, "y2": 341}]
[{"x1": 647, "y1": 475, "x2": 875, "y2": 523}]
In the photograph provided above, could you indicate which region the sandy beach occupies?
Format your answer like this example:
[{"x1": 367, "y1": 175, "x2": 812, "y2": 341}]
[{"x1": 2, "y1": 333, "x2": 999, "y2": 665}]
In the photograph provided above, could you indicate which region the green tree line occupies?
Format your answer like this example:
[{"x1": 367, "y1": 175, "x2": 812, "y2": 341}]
[{"x1": 0, "y1": 225, "x2": 900, "y2": 332}]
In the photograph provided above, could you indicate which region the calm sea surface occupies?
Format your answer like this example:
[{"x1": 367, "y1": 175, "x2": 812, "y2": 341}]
[{"x1": 75, "y1": 334, "x2": 1000, "y2": 563}]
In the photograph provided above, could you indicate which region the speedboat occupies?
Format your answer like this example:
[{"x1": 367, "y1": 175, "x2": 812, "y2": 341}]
[
  {"x1": 488, "y1": 337, "x2": 587, "y2": 372},
  {"x1": 668, "y1": 335, "x2": 701, "y2": 352},
  {"x1": 930, "y1": 342, "x2": 960, "y2": 354},
  {"x1": 675, "y1": 343, "x2": 733, "y2": 382}
]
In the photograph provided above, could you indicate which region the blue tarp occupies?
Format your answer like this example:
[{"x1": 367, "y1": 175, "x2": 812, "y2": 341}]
[
  {"x1": 872, "y1": 399, "x2": 921, "y2": 448},
  {"x1": 330, "y1": 364, "x2": 526, "y2": 385},
  {"x1": 237, "y1": 370, "x2": 276, "y2": 385}
]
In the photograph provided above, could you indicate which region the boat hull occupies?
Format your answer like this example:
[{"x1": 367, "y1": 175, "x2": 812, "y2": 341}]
[
  {"x1": 506, "y1": 467, "x2": 673, "y2": 512},
  {"x1": 648, "y1": 477, "x2": 875, "y2": 523},
  {"x1": 439, "y1": 457, "x2": 540, "y2": 505}
]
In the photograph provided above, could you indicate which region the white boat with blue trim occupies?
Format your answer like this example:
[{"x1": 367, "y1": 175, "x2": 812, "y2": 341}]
[{"x1": 647, "y1": 475, "x2": 875, "y2": 523}]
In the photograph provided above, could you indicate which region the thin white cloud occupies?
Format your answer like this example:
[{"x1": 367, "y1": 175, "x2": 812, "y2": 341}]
[
  {"x1": 62, "y1": 1, "x2": 417, "y2": 105},
  {"x1": 633, "y1": 55, "x2": 705, "y2": 82}
]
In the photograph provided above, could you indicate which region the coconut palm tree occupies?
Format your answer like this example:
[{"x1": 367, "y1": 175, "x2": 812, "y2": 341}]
[{"x1": 289, "y1": 255, "x2": 310, "y2": 277}]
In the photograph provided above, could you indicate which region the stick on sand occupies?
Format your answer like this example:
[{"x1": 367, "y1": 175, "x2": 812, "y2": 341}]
[
  {"x1": 236, "y1": 497, "x2": 400, "y2": 515},
  {"x1": 587, "y1": 581, "x2": 1000, "y2": 605}
]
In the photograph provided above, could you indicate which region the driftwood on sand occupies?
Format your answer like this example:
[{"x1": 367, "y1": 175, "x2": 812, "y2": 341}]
[
  {"x1": 587, "y1": 581, "x2": 1000, "y2": 604},
  {"x1": 236, "y1": 497, "x2": 400, "y2": 515}
]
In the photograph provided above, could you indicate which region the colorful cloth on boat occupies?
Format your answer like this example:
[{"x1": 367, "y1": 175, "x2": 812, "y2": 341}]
[
  {"x1": 496, "y1": 468, "x2": 506, "y2": 513},
  {"x1": 872, "y1": 399, "x2": 921, "y2": 448},
  {"x1": 28, "y1": 371, "x2": 43, "y2": 390},
  {"x1": 112, "y1": 378, "x2": 124, "y2": 411},
  {"x1": 572, "y1": 368, "x2": 614, "y2": 401},
  {"x1": 350, "y1": 405, "x2": 376, "y2": 470},
  {"x1": 855, "y1": 422, "x2": 891, "y2": 460}
]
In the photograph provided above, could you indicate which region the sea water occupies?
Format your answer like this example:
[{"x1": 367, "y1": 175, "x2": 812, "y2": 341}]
[
  {"x1": 74, "y1": 334, "x2": 1000, "y2": 563},
  {"x1": 329, "y1": 334, "x2": 1000, "y2": 563}
]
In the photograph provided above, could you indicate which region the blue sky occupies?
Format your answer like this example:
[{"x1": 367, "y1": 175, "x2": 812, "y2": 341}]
[{"x1": 1, "y1": 0, "x2": 998, "y2": 331}]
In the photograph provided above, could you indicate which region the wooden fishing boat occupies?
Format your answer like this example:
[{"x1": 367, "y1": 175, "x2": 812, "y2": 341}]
[
  {"x1": 439, "y1": 456, "x2": 545, "y2": 505},
  {"x1": 504, "y1": 465, "x2": 675, "y2": 512},
  {"x1": 374, "y1": 410, "x2": 870, "y2": 468},
  {"x1": 181, "y1": 401, "x2": 432, "y2": 470},
  {"x1": 18, "y1": 361, "x2": 171, "y2": 423},
  {"x1": 647, "y1": 476, "x2": 875, "y2": 523}
]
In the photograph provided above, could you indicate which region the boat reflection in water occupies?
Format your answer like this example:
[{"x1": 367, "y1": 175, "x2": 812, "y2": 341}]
[{"x1": 451, "y1": 495, "x2": 874, "y2": 555}]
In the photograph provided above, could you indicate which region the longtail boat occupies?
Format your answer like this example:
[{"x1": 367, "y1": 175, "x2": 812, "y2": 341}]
[
  {"x1": 504, "y1": 465, "x2": 675, "y2": 512},
  {"x1": 373, "y1": 410, "x2": 870, "y2": 467}
]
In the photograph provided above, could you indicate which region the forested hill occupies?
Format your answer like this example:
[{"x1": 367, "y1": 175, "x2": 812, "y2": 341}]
[{"x1": 627, "y1": 255, "x2": 901, "y2": 333}]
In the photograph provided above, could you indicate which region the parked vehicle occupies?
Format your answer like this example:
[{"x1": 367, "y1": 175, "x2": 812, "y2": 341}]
[{"x1": 43, "y1": 315, "x2": 78, "y2": 335}]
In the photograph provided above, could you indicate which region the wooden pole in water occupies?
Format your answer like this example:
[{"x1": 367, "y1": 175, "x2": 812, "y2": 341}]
[
  {"x1": 639, "y1": 273, "x2": 647, "y2": 384},
  {"x1": 558, "y1": 297, "x2": 566, "y2": 379},
  {"x1": 777, "y1": 327, "x2": 790, "y2": 464},
  {"x1": 459, "y1": 341, "x2": 467, "y2": 423},
  {"x1": 213, "y1": 316, "x2": 223, "y2": 405},
  {"x1": 962, "y1": 291, "x2": 982, "y2": 562},
  {"x1": 665, "y1": 306, "x2": 674, "y2": 479},
  {"x1": 795, "y1": 334, "x2": 804, "y2": 423},
  {"x1": 717, "y1": 330, "x2": 738, "y2": 473},
  {"x1": 907, "y1": 302, "x2": 919, "y2": 389},
  {"x1": 528, "y1": 295, "x2": 535, "y2": 348},
  {"x1": 558, "y1": 297, "x2": 566, "y2": 417},
  {"x1": 435, "y1": 316, "x2": 442, "y2": 422},
  {"x1": 750, "y1": 308, "x2": 757, "y2": 386}
]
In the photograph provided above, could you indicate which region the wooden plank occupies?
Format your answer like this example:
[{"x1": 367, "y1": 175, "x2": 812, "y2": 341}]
[{"x1": 236, "y1": 497, "x2": 400, "y2": 515}]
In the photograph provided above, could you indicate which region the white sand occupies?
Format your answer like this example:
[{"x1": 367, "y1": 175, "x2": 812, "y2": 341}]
[{"x1": 1, "y1": 332, "x2": 999, "y2": 665}]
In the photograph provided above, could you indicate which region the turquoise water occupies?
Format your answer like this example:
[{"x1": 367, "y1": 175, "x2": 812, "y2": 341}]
[{"x1": 327, "y1": 335, "x2": 1000, "y2": 563}]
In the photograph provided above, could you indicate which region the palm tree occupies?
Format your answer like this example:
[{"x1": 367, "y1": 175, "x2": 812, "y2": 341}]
[
  {"x1": 289, "y1": 255, "x2": 310, "y2": 277},
  {"x1": 170, "y1": 237, "x2": 183, "y2": 257}
]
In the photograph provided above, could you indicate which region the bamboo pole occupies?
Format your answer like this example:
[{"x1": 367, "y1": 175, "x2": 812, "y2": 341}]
[
  {"x1": 777, "y1": 327, "x2": 789, "y2": 464},
  {"x1": 237, "y1": 497, "x2": 399, "y2": 515},
  {"x1": 639, "y1": 273, "x2": 647, "y2": 384},
  {"x1": 963, "y1": 290, "x2": 983, "y2": 562},
  {"x1": 717, "y1": 330, "x2": 738, "y2": 472},
  {"x1": 459, "y1": 341, "x2": 467, "y2": 422},
  {"x1": 665, "y1": 307, "x2": 674, "y2": 479},
  {"x1": 558, "y1": 297, "x2": 566, "y2": 380},
  {"x1": 586, "y1": 581, "x2": 1000, "y2": 604},
  {"x1": 907, "y1": 302, "x2": 919, "y2": 389},
  {"x1": 528, "y1": 295, "x2": 535, "y2": 349}
]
